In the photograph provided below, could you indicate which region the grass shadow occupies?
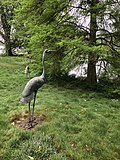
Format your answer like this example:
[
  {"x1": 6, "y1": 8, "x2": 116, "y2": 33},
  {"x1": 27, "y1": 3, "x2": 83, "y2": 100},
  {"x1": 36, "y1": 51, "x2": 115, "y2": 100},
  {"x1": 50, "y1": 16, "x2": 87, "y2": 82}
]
[{"x1": 49, "y1": 76, "x2": 120, "y2": 99}]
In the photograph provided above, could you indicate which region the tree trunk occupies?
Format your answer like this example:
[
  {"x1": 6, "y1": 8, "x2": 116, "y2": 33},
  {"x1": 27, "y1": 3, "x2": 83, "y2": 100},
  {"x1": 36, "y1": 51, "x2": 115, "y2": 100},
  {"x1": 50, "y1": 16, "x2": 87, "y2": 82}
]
[
  {"x1": 87, "y1": 56, "x2": 97, "y2": 83},
  {"x1": 86, "y1": 0, "x2": 98, "y2": 83},
  {"x1": 5, "y1": 37, "x2": 13, "y2": 56},
  {"x1": 0, "y1": 5, "x2": 13, "y2": 56}
]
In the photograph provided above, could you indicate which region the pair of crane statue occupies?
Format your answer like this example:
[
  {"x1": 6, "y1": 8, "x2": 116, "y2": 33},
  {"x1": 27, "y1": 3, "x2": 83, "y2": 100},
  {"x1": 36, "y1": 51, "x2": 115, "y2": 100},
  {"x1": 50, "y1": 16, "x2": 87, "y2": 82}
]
[{"x1": 20, "y1": 49, "x2": 56, "y2": 128}]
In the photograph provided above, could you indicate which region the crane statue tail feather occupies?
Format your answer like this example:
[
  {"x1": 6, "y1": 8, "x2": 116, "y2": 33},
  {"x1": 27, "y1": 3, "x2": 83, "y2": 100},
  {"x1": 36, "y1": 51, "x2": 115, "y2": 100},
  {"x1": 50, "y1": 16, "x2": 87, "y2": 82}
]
[{"x1": 20, "y1": 93, "x2": 34, "y2": 104}]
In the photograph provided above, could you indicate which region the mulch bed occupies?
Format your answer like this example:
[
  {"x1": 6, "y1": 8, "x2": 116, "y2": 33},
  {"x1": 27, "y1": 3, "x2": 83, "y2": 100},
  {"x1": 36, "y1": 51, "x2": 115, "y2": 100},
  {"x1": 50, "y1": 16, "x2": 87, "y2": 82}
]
[{"x1": 10, "y1": 111, "x2": 46, "y2": 130}]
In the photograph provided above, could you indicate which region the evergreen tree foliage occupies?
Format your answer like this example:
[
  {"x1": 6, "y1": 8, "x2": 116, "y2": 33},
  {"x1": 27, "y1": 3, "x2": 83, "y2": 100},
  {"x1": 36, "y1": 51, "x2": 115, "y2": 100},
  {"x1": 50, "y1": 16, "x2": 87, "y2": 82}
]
[{"x1": 8, "y1": 0, "x2": 120, "y2": 81}]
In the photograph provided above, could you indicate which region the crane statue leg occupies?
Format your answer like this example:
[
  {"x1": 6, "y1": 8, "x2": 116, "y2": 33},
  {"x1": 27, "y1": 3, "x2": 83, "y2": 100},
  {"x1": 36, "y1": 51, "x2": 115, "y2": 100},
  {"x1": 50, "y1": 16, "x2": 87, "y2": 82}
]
[
  {"x1": 28, "y1": 101, "x2": 32, "y2": 128},
  {"x1": 28, "y1": 92, "x2": 37, "y2": 128},
  {"x1": 32, "y1": 92, "x2": 37, "y2": 123}
]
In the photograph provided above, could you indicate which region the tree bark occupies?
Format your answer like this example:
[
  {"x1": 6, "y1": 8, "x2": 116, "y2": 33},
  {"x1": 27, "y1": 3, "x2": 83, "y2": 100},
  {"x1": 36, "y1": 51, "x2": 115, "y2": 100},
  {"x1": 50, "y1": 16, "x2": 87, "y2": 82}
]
[
  {"x1": 87, "y1": 54, "x2": 97, "y2": 83},
  {"x1": 86, "y1": 0, "x2": 98, "y2": 83},
  {"x1": 5, "y1": 39, "x2": 13, "y2": 56}
]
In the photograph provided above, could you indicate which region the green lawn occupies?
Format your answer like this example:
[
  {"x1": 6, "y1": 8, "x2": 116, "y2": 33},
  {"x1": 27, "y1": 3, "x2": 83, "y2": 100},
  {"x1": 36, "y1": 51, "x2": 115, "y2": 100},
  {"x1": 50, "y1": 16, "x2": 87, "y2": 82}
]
[{"x1": 0, "y1": 56, "x2": 120, "y2": 160}]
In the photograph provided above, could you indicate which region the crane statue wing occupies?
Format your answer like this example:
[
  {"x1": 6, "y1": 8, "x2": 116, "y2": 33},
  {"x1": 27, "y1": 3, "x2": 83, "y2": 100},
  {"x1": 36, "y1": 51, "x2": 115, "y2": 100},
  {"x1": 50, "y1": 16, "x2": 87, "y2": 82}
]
[{"x1": 20, "y1": 76, "x2": 44, "y2": 103}]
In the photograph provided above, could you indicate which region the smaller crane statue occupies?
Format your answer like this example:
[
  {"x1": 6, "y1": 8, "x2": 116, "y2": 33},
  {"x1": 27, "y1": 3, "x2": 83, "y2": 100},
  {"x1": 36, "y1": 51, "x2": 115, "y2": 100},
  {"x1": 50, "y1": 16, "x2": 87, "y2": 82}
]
[
  {"x1": 20, "y1": 49, "x2": 56, "y2": 128},
  {"x1": 25, "y1": 57, "x2": 32, "y2": 79},
  {"x1": 25, "y1": 63, "x2": 30, "y2": 79}
]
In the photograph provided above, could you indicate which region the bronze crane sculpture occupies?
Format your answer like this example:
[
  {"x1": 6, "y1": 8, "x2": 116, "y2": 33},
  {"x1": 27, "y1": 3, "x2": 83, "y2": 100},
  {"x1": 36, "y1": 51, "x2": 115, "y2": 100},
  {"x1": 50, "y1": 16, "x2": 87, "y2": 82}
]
[{"x1": 20, "y1": 49, "x2": 55, "y2": 128}]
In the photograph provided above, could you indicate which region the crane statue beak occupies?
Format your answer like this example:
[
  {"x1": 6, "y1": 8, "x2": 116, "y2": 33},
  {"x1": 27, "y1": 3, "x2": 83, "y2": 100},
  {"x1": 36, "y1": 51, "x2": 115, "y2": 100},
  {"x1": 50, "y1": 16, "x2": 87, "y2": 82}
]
[
  {"x1": 43, "y1": 49, "x2": 56, "y2": 55},
  {"x1": 47, "y1": 50, "x2": 56, "y2": 52}
]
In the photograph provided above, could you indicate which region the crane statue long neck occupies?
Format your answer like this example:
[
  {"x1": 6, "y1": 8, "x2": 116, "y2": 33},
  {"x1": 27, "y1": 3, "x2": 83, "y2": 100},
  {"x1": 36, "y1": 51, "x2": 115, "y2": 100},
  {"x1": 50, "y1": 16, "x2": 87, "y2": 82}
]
[
  {"x1": 41, "y1": 51, "x2": 46, "y2": 79},
  {"x1": 40, "y1": 49, "x2": 56, "y2": 79}
]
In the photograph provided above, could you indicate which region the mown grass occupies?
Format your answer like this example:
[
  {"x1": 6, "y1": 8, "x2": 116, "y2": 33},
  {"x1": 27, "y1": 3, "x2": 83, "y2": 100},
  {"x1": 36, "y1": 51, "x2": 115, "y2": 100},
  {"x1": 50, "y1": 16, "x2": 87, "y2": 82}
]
[{"x1": 0, "y1": 56, "x2": 120, "y2": 160}]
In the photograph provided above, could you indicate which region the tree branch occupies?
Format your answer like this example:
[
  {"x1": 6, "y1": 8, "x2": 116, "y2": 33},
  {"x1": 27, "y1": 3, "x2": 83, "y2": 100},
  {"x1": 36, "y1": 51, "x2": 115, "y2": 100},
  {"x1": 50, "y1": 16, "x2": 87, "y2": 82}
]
[
  {"x1": 63, "y1": 20, "x2": 90, "y2": 34},
  {"x1": 98, "y1": 28, "x2": 114, "y2": 42},
  {"x1": 0, "y1": 30, "x2": 5, "y2": 40},
  {"x1": 97, "y1": 36, "x2": 120, "y2": 48},
  {"x1": 69, "y1": 5, "x2": 87, "y2": 11},
  {"x1": 0, "y1": 40, "x2": 4, "y2": 44},
  {"x1": 96, "y1": 37, "x2": 120, "y2": 55}
]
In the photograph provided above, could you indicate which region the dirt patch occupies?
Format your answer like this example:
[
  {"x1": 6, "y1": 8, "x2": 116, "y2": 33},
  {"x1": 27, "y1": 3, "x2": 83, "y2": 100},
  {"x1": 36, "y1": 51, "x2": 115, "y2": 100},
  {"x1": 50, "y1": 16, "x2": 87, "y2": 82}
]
[{"x1": 10, "y1": 111, "x2": 46, "y2": 130}]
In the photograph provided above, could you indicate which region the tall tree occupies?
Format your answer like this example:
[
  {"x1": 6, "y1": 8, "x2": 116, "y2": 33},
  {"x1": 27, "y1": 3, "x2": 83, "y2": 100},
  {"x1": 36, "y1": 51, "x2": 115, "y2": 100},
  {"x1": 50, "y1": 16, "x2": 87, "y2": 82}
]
[
  {"x1": 13, "y1": 0, "x2": 120, "y2": 82},
  {"x1": 0, "y1": 2, "x2": 14, "y2": 56},
  {"x1": 86, "y1": 0, "x2": 98, "y2": 83},
  {"x1": 59, "y1": 0, "x2": 120, "y2": 83},
  {"x1": 13, "y1": 0, "x2": 71, "y2": 78}
]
